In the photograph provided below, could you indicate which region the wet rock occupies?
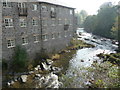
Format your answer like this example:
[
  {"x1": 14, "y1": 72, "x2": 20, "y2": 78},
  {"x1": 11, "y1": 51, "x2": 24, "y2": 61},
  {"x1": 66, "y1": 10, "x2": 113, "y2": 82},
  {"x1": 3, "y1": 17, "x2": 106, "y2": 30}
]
[
  {"x1": 35, "y1": 74, "x2": 41, "y2": 77},
  {"x1": 29, "y1": 71, "x2": 34, "y2": 74},
  {"x1": 46, "y1": 59, "x2": 53, "y2": 65},
  {"x1": 81, "y1": 60, "x2": 84, "y2": 62},
  {"x1": 34, "y1": 67, "x2": 39, "y2": 71},
  {"x1": 7, "y1": 80, "x2": 15, "y2": 86},
  {"x1": 41, "y1": 62, "x2": 50, "y2": 70},
  {"x1": 20, "y1": 75, "x2": 27, "y2": 83},
  {"x1": 52, "y1": 67, "x2": 62, "y2": 74},
  {"x1": 7, "y1": 82, "x2": 11, "y2": 86},
  {"x1": 52, "y1": 54, "x2": 60, "y2": 60},
  {"x1": 36, "y1": 73, "x2": 61, "y2": 88}
]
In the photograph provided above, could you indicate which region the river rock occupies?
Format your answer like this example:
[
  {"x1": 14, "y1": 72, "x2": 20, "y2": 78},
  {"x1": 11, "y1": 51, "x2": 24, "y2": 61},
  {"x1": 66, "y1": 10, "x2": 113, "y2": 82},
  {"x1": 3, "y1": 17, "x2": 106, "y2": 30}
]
[
  {"x1": 20, "y1": 75, "x2": 28, "y2": 83},
  {"x1": 29, "y1": 71, "x2": 34, "y2": 74},
  {"x1": 81, "y1": 60, "x2": 84, "y2": 62},
  {"x1": 46, "y1": 59, "x2": 53, "y2": 65}
]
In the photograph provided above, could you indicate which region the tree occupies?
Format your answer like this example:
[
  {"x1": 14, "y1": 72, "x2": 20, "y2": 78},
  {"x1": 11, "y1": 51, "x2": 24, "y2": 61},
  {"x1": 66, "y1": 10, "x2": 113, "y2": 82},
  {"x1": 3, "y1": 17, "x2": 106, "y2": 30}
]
[
  {"x1": 12, "y1": 46, "x2": 28, "y2": 72},
  {"x1": 93, "y1": 2, "x2": 117, "y2": 38},
  {"x1": 83, "y1": 15, "x2": 97, "y2": 32},
  {"x1": 75, "y1": 10, "x2": 88, "y2": 27}
]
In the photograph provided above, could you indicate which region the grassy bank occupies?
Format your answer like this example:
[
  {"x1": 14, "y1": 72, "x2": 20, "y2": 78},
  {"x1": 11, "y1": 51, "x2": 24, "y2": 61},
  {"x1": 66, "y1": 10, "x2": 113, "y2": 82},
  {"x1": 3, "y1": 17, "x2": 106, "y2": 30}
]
[{"x1": 88, "y1": 53, "x2": 120, "y2": 88}]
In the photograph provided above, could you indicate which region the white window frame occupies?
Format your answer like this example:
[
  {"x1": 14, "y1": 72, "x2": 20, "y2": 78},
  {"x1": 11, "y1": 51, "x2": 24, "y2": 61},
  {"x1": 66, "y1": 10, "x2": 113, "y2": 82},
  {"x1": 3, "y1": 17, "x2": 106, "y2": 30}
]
[
  {"x1": 34, "y1": 35, "x2": 39, "y2": 43},
  {"x1": 58, "y1": 19, "x2": 62, "y2": 25},
  {"x1": 2, "y1": 0, "x2": 11, "y2": 8},
  {"x1": 4, "y1": 18, "x2": 13, "y2": 27},
  {"x1": 32, "y1": 19, "x2": 38, "y2": 26},
  {"x1": 19, "y1": 18, "x2": 27, "y2": 27},
  {"x1": 65, "y1": 31, "x2": 67, "y2": 37},
  {"x1": 41, "y1": 5, "x2": 47, "y2": 12},
  {"x1": 22, "y1": 37, "x2": 28, "y2": 45},
  {"x1": 18, "y1": 3, "x2": 26, "y2": 8},
  {"x1": 42, "y1": 19, "x2": 47, "y2": 26},
  {"x1": 42, "y1": 34, "x2": 48, "y2": 41},
  {"x1": 52, "y1": 33, "x2": 55, "y2": 39},
  {"x1": 51, "y1": 7, "x2": 55, "y2": 12},
  {"x1": 32, "y1": 4, "x2": 38, "y2": 11},
  {"x1": 70, "y1": 10, "x2": 73, "y2": 15},
  {"x1": 58, "y1": 32, "x2": 61, "y2": 38},
  {"x1": 7, "y1": 39, "x2": 15, "y2": 48},
  {"x1": 51, "y1": 19, "x2": 55, "y2": 26}
]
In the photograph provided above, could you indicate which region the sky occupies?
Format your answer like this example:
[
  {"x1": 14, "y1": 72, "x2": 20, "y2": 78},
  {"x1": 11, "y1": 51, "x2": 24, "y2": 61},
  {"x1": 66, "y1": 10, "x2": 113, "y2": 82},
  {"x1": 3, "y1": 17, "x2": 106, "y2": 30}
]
[{"x1": 60, "y1": 0, "x2": 120, "y2": 15}]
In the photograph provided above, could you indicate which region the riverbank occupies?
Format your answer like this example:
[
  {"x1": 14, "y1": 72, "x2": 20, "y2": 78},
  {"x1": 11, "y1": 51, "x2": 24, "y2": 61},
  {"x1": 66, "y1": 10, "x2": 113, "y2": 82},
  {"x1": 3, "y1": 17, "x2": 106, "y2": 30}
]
[
  {"x1": 2, "y1": 38, "x2": 94, "y2": 88},
  {"x1": 88, "y1": 53, "x2": 120, "y2": 88}
]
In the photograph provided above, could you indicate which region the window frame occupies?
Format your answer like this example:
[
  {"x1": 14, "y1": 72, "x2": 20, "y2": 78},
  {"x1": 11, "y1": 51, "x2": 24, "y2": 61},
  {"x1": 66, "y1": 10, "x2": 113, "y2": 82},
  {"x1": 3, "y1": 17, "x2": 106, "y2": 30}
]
[
  {"x1": 4, "y1": 18, "x2": 13, "y2": 27},
  {"x1": 32, "y1": 4, "x2": 38, "y2": 11},
  {"x1": 2, "y1": 0, "x2": 11, "y2": 8},
  {"x1": 19, "y1": 18, "x2": 27, "y2": 27},
  {"x1": 7, "y1": 39, "x2": 15, "y2": 48},
  {"x1": 32, "y1": 18, "x2": 38, "y2": 26},
  {"x1": 33, "y1": 35, "x2": 39, "y2": 43},
  {"x1": 22, "y1": 37, "x2": 28, "y2": 45},
  {"x1": 42, "y1": 34, "x2": 48, "y2": 41}
]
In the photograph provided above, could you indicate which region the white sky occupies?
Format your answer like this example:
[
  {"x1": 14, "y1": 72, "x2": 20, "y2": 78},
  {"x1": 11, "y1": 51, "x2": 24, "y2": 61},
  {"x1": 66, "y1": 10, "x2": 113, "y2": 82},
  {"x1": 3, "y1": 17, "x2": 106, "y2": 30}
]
[{"x1": 60, "y1": 0, "x2": 120, "y2": 15}]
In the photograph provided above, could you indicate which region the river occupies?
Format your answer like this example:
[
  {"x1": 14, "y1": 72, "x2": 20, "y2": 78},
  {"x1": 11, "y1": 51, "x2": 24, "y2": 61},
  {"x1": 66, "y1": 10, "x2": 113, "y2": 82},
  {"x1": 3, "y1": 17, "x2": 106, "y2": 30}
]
[{"x1": 62, "y1": 28, "x2": 118, "y2": 88}]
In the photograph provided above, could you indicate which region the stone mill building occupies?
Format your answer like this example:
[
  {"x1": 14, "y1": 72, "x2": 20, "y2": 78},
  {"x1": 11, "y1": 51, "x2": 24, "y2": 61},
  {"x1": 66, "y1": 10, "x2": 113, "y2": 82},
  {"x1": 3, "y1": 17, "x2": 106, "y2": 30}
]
[{"x1": 0, "y1": 0, "x2": 76, "y2": 60}]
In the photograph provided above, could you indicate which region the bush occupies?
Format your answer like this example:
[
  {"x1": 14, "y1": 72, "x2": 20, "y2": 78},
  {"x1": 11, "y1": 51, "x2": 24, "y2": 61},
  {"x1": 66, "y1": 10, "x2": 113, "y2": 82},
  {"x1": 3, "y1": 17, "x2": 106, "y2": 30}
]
[
  {"x1": 2, "y1": 59, "x2": 8, "y2": 70},
  {"x1": 12, "y1": 46, "x2": 28, "y2": 72}
]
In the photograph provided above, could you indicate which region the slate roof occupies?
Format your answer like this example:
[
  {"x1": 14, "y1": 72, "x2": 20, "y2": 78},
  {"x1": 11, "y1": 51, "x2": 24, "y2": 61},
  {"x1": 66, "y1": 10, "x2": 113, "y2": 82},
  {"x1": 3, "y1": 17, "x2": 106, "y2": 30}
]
[{"x1": 36, "y1": 0, "x2": 75, "y2": 9}]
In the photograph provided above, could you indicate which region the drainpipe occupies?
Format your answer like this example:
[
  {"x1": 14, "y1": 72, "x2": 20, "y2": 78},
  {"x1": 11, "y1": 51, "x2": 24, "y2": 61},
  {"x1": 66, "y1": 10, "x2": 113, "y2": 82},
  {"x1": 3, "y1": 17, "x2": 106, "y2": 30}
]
[{"x1": 39, "y1": 2, "x2": 43, "y2": 52}]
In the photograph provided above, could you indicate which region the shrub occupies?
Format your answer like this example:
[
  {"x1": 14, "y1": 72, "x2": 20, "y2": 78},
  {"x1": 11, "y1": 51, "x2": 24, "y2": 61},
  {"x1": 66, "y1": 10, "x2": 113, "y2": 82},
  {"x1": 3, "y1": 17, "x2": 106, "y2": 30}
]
[
  {"x1": 12, "y1": 46, "x2": 28, "y2": 72},
  {"x1": 2, "y1": 59, "x2": 8, "y2": 70}
]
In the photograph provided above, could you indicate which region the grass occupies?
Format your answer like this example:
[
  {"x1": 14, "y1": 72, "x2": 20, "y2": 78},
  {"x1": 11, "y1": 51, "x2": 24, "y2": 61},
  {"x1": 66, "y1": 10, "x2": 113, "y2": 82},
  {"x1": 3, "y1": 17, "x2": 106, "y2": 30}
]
[{"x1": 69, "y1": 38, "x2": 95, "y2": 49}]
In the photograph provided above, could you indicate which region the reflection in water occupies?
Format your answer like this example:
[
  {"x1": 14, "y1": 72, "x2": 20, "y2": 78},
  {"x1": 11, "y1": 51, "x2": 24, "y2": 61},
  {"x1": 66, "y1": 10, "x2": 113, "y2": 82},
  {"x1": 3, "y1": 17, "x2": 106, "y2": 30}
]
[{"x1": 64, "y1": 28, "x2": 118, "y2": 88}]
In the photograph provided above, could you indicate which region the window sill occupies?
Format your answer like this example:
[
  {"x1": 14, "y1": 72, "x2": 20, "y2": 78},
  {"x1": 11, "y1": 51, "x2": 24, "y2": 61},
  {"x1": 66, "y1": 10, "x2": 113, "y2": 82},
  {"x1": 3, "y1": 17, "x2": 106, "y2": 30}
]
[
  {"x1": 3, "y1": 7, "x2": 11, "y2": 8},
  {"x1": 33, "y1": 25, "x2": 38, "y2": 26},
  {"x1": 34, "y1": 41, "x2": 39, "y2": 43},
  {"x1": 20, "y1": 26, "x2": 27, "y2": 28},
  {"x1": 5, "y1": 26, "x2": 13, "y2": 28},
  {"x1": 7, "y1": 46, "x2": 15, "y2": 49},
  {"x1": 22, "y1": 43, "x2": 28, "y2": 45},
  {"x1": 43, "y1": 39, "x2": 48, "y2": 41}
]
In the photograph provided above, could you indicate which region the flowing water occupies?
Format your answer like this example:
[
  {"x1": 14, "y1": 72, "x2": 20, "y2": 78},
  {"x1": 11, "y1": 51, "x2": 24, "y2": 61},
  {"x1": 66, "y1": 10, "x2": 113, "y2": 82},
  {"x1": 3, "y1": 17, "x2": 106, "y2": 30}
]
[{"x1": 63, "y1": 28, "x2": 118, "y2": 88}]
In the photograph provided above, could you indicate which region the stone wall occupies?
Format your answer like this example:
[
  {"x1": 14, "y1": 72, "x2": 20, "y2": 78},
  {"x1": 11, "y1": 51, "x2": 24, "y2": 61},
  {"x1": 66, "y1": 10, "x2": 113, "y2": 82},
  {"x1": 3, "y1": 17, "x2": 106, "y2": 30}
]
[{"x1": 2, "y1": 2, "x2": 75, "y2": 60}]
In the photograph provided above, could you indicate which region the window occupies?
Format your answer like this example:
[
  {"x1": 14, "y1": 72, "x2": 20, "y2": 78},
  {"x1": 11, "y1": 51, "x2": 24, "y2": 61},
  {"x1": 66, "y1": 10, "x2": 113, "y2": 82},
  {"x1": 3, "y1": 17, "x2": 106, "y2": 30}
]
[
  {"x1": 65, "y1": 31, "x2": 67, "y2": 37},
  {"x1": 34, "y1": 35, "x2": 39, "y2": 43},
  {"x1": 7, "y1": 39, "x2": 15, "y2": 48},
  {"x1": 65, "y1": 19, "x2": 69, "y2": 24},
  {"x1": 33, "y1": 4, "x2": 37, "y2": 11},
  {"x1": 52, "y1": 33, "x2": 55, "y2": 39},
  {"x1": 42, "y1": 34, "x2": 48, "y2": 41},
  {"x1": 70, "y1": 10, "x2": 72, "y2": 14},
  {"x1": 58, "y1": 19, "x2": 62, "y2": 25},
  {"x1": 41, "y1": 6, "x2": 47, "y2": 12},
  {"x1": 4, "y1": 18, "x2": 13, "y2": 27},
  {"x1": 51, "y1": 19, "x2": 55, "y2": 26},
  {"x1": 19, "y1": 18, "x2": 27, "y2": 27},
  {"x1": 58, "y1": 33, "x2": 61, "y2": 38},
  {"x1": 18, "y1": 3, "x2": 26, "y2": 8},
  {"x1": 42, "y1": 19, "x2": 47, "y2": 26},
  {"x1": 51, "y1": 7, "x2": 55, "y2": 12},
  {"x1": 22, "y1": 37, "x2": 28, "y2": 45},
  {"x1": 32, "y1": 19, "x2": 38, "y2": 26},
  {"x1": 3, "y1": 0, "x2": 11, "y2": 7}
]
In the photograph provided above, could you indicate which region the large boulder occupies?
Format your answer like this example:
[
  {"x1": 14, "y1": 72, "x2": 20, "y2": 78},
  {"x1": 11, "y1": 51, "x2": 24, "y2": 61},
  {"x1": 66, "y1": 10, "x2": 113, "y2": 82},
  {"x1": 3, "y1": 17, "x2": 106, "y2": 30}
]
[{"x1": 20, "y1": 75, "x2": 28, "y2": 83}]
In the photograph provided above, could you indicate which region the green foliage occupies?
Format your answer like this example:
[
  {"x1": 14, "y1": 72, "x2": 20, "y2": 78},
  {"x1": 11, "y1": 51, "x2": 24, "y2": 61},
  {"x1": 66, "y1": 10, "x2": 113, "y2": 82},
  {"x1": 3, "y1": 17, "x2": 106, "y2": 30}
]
[
  {"x1": 75, "y1": 10, "x2": 88, "y2": 27},
  {"x1": 12, "y1": 46, "x2": 28, "y2": 72},
  {"x1": 34, "y1": 50, "x2": 50, "y2": 66},
  {"x1": 2, "y1": 59, "x2": 8, "y2": 70},
  {"x1": 83, "y1": 2, "x2": 117, "y2": 39}
]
